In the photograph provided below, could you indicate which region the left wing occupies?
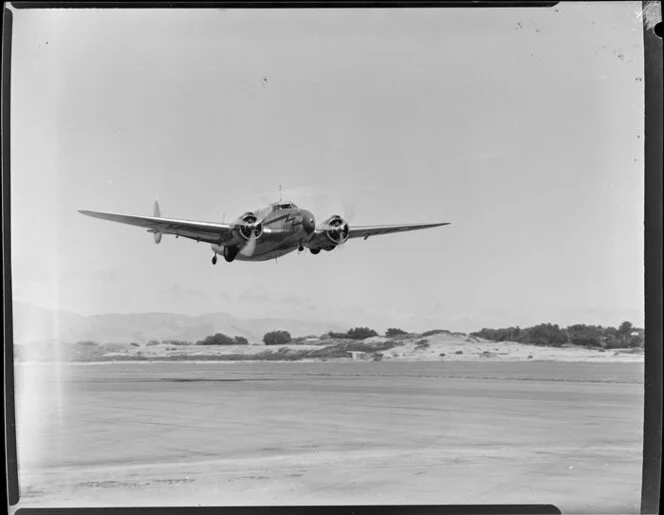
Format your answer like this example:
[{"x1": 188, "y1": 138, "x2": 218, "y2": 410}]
[
  {"x1": 79, "y1": 210, "x2": 235, "y2": 245},
  {"x1": 348, "y1": 222, "x2": 450, "y2": 240}
]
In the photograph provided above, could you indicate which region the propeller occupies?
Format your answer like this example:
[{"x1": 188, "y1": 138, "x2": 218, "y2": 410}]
[
  {"x1": 237, "y1": 215, "x2": 264, "y2": 257},
  {"x1": 317, "y1": 200, "x2": 357, "y2": 251}
]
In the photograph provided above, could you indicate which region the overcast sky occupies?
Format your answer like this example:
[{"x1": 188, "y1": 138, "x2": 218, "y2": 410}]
[{"x1": 10, "y1": 2, "x2": 645, "y2": 332}]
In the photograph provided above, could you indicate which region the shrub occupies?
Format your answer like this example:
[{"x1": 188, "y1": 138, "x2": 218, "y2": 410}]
[
  {"x1": 305, "y1": 340, "x2": 400, "y2": 359},
  {"x1": 129, "y1": 342, "x2": 140, "y2": 347},
  {"x1": 196, "y1": 333, "x2": 235, "y2": 346},
  {"x1": 234, "y1": 336, "x2": 249, "y2": 346},
  {"x1": 147, "y1": 340, "x2": 160, "y2": 346},
  {"x1": 455, "y1": 350, "x2": 463, "y2": 355},
  {"x1": 75, "y1": 341, "x2": 98, "y2": 346},
  {"x1": 386, "y1": 328, "x2": 407, "y2": 337},
  {"x1": 263, "y1": 330, "x2": 292, "y2": 346},
  {"x1": 346, "y1": 327, "x2": 379, "y2": 340},
  {"x1": 326, "y1": 331, "x2": 348, "y2": 339},
  {"x1": 471, "y1": 321, "x2": 642, "y2": 349},
  {"x1": 163, "y1": 339, "x2": 190, "y2": 346},
  {"x1": 421, "y1": 329, "x2": 450, "y2": 337}
]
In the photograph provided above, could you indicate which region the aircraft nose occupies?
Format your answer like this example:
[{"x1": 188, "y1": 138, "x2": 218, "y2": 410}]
[{"x1": 302, "y1": 210, "x2": 316, "y2": 234}]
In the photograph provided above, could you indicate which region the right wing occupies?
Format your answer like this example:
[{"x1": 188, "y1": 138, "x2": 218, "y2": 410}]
[
  {"x1": 79, "y1": 210, "x2": 235, "y2": 245},
  {"x1": 348, "y1": 222, "x2": 450, "y2": 240}
]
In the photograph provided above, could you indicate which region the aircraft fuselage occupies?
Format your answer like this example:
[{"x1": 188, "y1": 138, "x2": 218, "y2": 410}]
[{"x1": 211, "y1": 206, "x2": 316, "y2": 261}]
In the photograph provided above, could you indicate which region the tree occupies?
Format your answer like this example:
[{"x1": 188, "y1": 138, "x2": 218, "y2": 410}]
[
  {"x1": 618, "y1": 321, "x2": 634, "y2": 336},
  {"x1": 629, "y1": 334, "x2": 644, "y2": 348},
  {"x1": 346, "y1": 327, "x2": 379, "y2": 340},
  {"x1": 566, "y1": 324, "x2": 603, "y2": 347},
  {"x1": 196, "y1": 333, "x2": 235, "y2": 345},
  {"x1": 386, "y1": 328, "x2": 407, "y2": 337},
  {"x1": 263, "y1": 330, "x2": 292, "y2": 346},
  {"x1": 234, "y1": 336, "x2": 249, "y2": 345}
]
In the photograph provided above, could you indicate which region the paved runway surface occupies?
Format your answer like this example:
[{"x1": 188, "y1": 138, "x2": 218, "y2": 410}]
[{"x1": 15, "y1": 361, "x2": 644, "y2": 513}]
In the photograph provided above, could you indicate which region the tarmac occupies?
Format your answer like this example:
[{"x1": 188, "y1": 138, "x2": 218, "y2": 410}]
[{"x1": 14, "y1": 361, "x2": 644, "y2": 513}]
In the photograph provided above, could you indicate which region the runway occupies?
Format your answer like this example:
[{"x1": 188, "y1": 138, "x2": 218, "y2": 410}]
[{"x1": 15, "y1": 361, "x2": 644, "y2": 513}]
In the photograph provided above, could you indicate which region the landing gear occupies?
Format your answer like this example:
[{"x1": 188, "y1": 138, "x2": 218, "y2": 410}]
[
  {"x1": 223, "y1": 246, "x2": 239, "y2": 263},
  {"x1": 310, "y1": 248, "x2": 320, "y2": 255},
  {"x1": 298, "y1": 244, "x2": 305, "y2": 252},
  {"x1": 212, "y1": 255, "x2": 217, "y2": 265}
]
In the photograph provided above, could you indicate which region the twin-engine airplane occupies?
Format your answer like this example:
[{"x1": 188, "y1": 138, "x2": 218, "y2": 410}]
[{"x1": 79, "y1": 200, "x2": 450, "y2": 264}]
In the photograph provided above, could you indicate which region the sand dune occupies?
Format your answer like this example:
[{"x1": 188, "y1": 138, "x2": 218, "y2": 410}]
[{"x1": 16, "y1": 331, "x2": 644, "y2": 364}]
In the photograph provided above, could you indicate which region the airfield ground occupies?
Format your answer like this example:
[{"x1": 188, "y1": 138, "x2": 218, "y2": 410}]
[{"x1": 15, "y1": 361, "x2": 643, "y2": 513}]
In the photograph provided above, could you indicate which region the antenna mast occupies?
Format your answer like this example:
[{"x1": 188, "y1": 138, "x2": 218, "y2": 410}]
[{"x1": 279, "y1": 184, "x2": 282, "y2": 202}]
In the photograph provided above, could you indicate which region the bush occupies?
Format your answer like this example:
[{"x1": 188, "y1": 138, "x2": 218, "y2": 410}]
[
  {"x1": 163, "y1": 339, "x2": 190, "y2": 346},
  {"x1": 385, "y1": 328, "x2": 407, "y2": 337},
  {"x1": 234, "y1": 336, "x2": 249, "y2": 346},
  {"x1": 196, "y1": 333, "x2": 235, "y2": 346},
  {"x1": 147, "y1": 340, "x2": 160, "y2": 346},
  {"x1": 326, "y1": 331, "x2": 348, "y2": 339},
  {"x1": 455, "y1": 350, "x2": 463, "y2": 355},
  {"x1": 471, "y1": 321, "x2": 642, "y2": 349},
  {"x1": 346, "y1": 327, "x2": 379, "y2": 340},
  {"x1": 421, "y1": 329, "x2": 450, "y2": 337},
  {"x1": 263, "y1": 330, "x2": 292, "y2": 346},
  {"x1": 129, "y1": 342, "x2": 140, "y2": 347},
  {"x1": 305, "y1": 340, "x2": 400, "y2": 359}
]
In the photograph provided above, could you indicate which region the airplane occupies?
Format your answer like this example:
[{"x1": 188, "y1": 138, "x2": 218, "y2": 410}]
[{"x1": 79, "y1": 200, "x2": 450, "y2": 264}]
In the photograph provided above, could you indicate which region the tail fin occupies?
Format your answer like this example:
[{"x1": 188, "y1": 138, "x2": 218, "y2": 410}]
[{"x1": 154, "y1": 200, "x2": 161, "y2": 218}]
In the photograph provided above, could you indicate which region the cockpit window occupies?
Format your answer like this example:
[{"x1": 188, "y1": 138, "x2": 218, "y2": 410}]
[{"x1": 271, "y1": 202, "x2": 297, "y2": 212}]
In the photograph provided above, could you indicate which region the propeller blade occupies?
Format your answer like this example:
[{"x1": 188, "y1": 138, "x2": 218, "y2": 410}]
[
  {"x1": 153, "y1": 200, "x2": 162, "y2": 243},
  {"x1": 239, "y1": 231, "x2": 258, "y2": 257}
]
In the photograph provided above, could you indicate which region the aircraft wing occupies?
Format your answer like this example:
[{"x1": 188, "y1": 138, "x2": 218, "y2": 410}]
[
  {"x1": 79, "y1": 210, "x2": 235, "y2": 245},
  {"x1": 348, "y1": 222, "x2": 450, "y2": 240}
]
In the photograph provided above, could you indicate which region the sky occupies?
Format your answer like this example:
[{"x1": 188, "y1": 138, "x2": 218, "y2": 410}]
[{"x1": 10, "y1": 2, "x2": 646, "y2": 333}]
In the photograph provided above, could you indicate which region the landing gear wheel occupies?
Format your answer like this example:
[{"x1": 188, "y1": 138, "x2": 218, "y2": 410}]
[
  {"x1": 298, "y1": 245, "x2": 305, "y2": 252},
  {"x1": 223, "y1": 246, "x2": 238, "y2": 263},
  {"x1": 310, "y1": 248, "x2": 320, "y2": 255},
  {"x1": 212, "y1": 255, "x2": 217, "y2": 265}
]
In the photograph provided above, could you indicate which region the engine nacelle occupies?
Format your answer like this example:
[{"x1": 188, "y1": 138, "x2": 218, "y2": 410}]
[
  {"x1": 233, "y1": 212, "x2": 263, "y2": 241},
  {"x1": 307, "y1": 214, "x2": 350, "y2": 252},
  {"x1": 323, "y1": 214, "x2": 350, "y2": 246}
]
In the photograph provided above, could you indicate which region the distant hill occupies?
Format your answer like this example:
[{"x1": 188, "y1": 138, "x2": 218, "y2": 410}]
[{"x1": 11, "y1": 302, "x2": 346, "y2": 345}]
